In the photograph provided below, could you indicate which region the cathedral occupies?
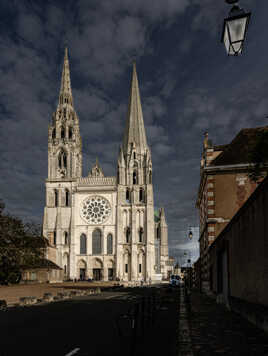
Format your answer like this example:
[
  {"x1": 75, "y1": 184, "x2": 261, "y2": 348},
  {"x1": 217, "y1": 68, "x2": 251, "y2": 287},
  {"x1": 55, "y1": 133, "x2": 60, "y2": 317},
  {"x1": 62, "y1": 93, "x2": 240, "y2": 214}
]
[{"x1": 43, "y1": 48, "x2": 169, "y2": 283}]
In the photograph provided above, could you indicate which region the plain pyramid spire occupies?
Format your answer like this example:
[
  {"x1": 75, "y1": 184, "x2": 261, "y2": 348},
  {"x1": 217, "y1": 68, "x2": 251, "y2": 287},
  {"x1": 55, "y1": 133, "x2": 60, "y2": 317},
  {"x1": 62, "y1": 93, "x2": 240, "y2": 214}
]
[
  {"x1": 59, "y1": 47, "x2": 73, "y2": 107},
  {"x1": 122, "y1": 62, "x2": 148, "y2": 155}
]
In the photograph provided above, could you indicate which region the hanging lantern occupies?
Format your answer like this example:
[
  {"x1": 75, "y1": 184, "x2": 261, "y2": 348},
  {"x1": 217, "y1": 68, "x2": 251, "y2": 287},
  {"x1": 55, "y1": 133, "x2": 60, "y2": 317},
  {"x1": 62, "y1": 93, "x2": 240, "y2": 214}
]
[
  {"x1": 221, "y1": 0, "x2": 251, "y2": 56},
  {"x1": 188, "y1": 230, "x2": 193, "y2": 240}
]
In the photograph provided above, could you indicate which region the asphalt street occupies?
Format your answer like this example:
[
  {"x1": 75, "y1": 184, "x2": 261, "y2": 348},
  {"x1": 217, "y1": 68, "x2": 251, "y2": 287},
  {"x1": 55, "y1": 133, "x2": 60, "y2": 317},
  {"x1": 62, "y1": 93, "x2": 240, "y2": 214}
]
[{"x1": 0, "y1": 286, "x2": 178, "y2": 356}]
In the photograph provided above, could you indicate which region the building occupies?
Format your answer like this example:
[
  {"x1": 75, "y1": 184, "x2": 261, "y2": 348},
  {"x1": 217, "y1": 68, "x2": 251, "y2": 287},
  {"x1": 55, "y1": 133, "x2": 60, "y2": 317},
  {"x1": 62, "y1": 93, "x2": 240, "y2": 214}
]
[
  {"x1": 42, "y1": 49, "x2": 169, "y2": 283},
  {"x1": 196, "y1": 128, "x2": 267, "y2": 292},
  {"x1": 209, "y1": 175, "x2": 268, "y2": 332},
  {"x1": 21, "y1": 259, "x2": 63, "y2": 284}
]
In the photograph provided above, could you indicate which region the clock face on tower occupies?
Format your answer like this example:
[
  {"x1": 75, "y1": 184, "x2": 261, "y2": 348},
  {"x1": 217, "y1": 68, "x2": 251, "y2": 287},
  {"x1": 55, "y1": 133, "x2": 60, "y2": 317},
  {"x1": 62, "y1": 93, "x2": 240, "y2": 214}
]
[{"x1": 81, "y1": 196, "x2": 111, "y2": 224}]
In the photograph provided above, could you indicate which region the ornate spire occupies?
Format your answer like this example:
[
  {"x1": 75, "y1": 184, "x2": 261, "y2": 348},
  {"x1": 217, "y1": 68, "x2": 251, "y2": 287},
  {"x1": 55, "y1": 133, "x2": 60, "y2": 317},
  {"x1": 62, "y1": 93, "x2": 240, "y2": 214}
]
[
  {"x1": 59, "y1": 47, "x2": 73, "y2": 107},
  {"x1": 122, "y1": 62, "x2": 148, "y2": 155}
]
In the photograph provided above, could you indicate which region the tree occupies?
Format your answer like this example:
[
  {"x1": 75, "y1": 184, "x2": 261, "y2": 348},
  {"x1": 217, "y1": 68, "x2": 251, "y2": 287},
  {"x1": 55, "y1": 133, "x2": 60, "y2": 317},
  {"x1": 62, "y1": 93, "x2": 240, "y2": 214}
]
[
  {"x1": 248, "y1": 130, "x2": 268, "y2": 182},
  {"x1": 0, "y1": 200, "x2": 47, "y2": 284}
]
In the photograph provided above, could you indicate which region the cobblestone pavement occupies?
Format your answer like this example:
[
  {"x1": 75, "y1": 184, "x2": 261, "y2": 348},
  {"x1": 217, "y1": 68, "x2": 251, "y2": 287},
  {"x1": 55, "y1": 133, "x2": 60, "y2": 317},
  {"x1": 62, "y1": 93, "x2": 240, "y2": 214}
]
[{"x1": 189, "y1": 290, "x2": 268, "y2": 356}]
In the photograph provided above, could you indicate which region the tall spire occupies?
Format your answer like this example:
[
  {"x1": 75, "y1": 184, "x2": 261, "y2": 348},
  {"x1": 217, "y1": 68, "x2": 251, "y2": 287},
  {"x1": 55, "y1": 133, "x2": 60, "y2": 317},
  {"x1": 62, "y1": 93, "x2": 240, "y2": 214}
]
[
  {"x1": 59, "y1": 47, "x2": 73, "y2": 107},
  {"x1": 122, "y1": 62, "x2": 148, "y2": 155}
]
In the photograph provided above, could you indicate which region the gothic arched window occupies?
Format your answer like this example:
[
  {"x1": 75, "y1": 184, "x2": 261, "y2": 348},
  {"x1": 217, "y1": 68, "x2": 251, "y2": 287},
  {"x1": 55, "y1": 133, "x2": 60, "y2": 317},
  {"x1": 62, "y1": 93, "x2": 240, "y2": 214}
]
[
  {"x1": 80, "y1": 234, "x2": 87, "y2": 254},
  {"x1": 133, "y1": 171, "x2": 138, "y2": 185},
  {"x1": 64, "y1": 231, "x2": 68, "y2": 245},
  {"x1": 139, "y1": 188, "x2": 144, "y2": 202},
  {"x1": 157, "y1": 226, "x2": 160, "y2": 239},
  {"x1": 92, "y1": 229, "x2": 102, "y2": 255},
  {"x1": 69, "y1": 127, "x2": 73, "y2": 139},
  {"x1": 54, "y1": 190, "x2": 58, "y2": 207},
  {"x1": 126, "y1": 227, "x2": 131, "y2": 243},
  {"x1": 52, "y1": 128, "x2": 56, "y2": 139},
  {"x1": 65, "y1": 190, "x2": 69, "y2": 206},
  {"x1": 58, "y1": 151, "x2": 67, "y2": 169},
  {"x1": 139, "y1": 228, "x2": 144, "y2": 243},
  {"x1": 53, "y1": 231, "x2": 57, "y2": 245},
  {"x1": 107, "y1": 234, "x2": 113, "y2": 255},
  {"x1": 61, "y1": 127, "x2": 65, "y2": 139},
  {"x1": 126, "y1": 188, "x2": 130, "y2": 203}
]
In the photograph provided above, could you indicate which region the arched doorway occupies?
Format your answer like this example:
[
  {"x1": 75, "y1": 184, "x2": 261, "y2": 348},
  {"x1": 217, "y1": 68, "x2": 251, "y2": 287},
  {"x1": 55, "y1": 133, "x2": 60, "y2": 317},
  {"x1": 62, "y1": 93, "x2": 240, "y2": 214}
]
[
  {"x1": 92, "y1": 258, "x2": 103, "y2": 281},
  {"x1": 77, "y1": 259, "x2": 87, "y2": 280}
]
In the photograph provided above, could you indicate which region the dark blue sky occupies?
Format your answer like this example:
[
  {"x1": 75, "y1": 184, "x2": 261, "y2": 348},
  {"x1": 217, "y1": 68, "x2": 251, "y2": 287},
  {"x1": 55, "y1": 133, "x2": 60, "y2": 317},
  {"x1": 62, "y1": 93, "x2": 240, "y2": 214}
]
[{"x1": 0, "y1": 0, "x2": 266, "y2": 264}]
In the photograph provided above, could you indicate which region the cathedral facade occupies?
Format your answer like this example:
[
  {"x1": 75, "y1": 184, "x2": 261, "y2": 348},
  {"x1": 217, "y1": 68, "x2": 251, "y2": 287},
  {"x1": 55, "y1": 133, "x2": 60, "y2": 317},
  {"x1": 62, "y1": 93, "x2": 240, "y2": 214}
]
[{"x1": 43, "y1": 49, "x2": 169, "y2": 282}]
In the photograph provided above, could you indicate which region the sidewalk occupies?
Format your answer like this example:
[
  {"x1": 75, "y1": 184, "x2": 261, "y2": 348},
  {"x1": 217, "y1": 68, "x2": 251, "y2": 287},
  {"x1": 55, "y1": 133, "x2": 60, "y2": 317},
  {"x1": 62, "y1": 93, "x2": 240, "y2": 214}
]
[{"x1": 186, "y1": 290, "x2": 268, "y2": 355}]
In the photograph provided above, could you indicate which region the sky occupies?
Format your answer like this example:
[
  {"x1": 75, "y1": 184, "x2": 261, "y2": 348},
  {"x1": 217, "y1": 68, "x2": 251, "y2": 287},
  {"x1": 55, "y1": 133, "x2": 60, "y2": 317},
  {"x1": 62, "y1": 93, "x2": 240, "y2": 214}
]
[{"x1": 0, "y1": 0, "x2": 266, "y2": 265}]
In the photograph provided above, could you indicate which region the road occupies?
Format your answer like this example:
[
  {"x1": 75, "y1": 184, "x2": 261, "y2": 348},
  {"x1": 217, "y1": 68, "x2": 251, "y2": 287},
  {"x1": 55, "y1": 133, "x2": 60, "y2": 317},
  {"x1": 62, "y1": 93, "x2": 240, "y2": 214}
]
[{"x1": 0, "y1": 286, "x2": 178, "y2": 356}]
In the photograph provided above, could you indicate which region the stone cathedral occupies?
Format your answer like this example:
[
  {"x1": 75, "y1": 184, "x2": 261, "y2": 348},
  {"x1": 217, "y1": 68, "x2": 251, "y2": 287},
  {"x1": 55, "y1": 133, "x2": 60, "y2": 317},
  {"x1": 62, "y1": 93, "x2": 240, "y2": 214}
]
[{"x1": 43, "y1": 49, "x2": 169, "y2": 283}]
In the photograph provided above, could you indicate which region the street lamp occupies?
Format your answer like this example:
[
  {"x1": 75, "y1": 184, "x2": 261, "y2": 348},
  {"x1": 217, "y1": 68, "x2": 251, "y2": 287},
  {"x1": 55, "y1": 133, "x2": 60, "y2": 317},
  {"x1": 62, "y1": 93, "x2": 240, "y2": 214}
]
[
  {"x1": 221, "y1": 0, "x2": 251, "y2": 56},
  {"x1": 188, "y1": 230, "x2": 193, "y2": 240}
]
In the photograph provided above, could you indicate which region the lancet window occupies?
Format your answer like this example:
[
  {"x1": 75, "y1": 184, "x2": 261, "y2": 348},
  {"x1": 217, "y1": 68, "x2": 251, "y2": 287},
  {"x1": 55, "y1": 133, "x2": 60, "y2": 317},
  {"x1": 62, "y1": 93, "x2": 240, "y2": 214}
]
[
  {"x1": 139, "y1": 227, "x2": 144, "y2": 243},
  {"x1": 107, "y1": 234, "x2": 113, "y2": 255},
  {"x1": 92, "y1": 229, "x2": 102, "y2": 255},
  {"x1": 54, "y1": 190, "x2": 58, "y2": 207},
  {"x1": 133, "y1": 171, "x2": 138, "y2": 185},
  {"x1": 61, "y1": 127, "x2": 65, "y2": 139},
  {"x1": 126, "y1": 227, "x2": 131, "y2": 243},
  {"x1": 64, "y1": 231, "x2": 68, "y2": 245},
  {"x1": 80, "y1": 234, "x2": 87, "y2": 254},
  {"x1": 69, "y1": 127, "x2": 73, "y2": 139},
  {"x1": 58, "y1": 151, "x2": 67, "y2": 169},
  {"x1": 65, "y1": 189, "x2": 70, "y2": 206}
]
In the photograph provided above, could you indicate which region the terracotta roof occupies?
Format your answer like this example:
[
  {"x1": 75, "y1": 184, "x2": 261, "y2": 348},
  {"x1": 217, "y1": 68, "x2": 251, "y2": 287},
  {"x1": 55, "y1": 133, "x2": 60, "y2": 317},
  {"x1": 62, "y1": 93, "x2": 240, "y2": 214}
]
[{"x1": 211, "y1": 126, "x2": 268, "y2": 166}]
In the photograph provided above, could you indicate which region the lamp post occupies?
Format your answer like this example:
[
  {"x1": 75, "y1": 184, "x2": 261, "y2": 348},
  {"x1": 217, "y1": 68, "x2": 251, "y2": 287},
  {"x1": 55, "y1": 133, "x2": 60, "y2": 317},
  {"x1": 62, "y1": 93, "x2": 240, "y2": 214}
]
[{"x1": 222, "y1": 0, "x2": 251, "y2": 56}]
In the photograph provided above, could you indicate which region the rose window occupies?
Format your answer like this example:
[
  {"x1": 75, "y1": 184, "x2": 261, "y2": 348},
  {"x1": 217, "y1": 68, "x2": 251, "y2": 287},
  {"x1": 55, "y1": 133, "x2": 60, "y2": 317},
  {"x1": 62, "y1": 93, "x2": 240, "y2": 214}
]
[{"x1": 81, "y1": 196, "x2": 111, "y2": 224}]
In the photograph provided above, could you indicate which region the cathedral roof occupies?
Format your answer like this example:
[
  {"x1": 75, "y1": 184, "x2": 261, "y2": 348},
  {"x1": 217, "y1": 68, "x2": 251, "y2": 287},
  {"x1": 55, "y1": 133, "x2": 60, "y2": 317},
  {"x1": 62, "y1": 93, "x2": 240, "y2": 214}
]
[{"x1": 122, "y1": 63, "x2": 148, "y2": 155}]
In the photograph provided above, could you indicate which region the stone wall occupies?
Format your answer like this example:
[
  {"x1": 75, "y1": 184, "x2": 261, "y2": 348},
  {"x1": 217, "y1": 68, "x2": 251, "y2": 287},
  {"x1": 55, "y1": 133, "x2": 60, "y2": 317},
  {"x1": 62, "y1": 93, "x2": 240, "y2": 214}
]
[{"x1": 210, "y1": 176, "x2": 268, "y2": 307}]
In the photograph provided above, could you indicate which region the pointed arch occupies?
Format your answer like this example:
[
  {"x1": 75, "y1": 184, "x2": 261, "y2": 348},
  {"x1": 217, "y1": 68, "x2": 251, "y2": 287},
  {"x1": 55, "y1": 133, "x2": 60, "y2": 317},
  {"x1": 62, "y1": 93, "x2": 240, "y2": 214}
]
[
  {"x1": 61, "y1": 126, "x2": 65, "y2": 139},
  {"x1": 58, "y1": 150, "x2": 67, "y2": 169},
  {"x1": 139, "y1": 188, "x2": 144, "y2": 202},
  {"x1": 92, "y1": 229, "x2": 102, "y2": 255},
  {"x1": 65, "y1": 189, "x2": 70, "y2": 206},
  {"x1": 126, "y1": 188, "x2": 130, "y2": 203},
  {"x1": 139, "y1": 227, "x2": 144, "y2": 243},
  {"x1": 54, "y1": 190, "x2": 58, "y2": 207},
  {"x1": 68, "y1": 126, "x2": 73, "y2": 139},
  {"x1": 80, "y1": 233, "x2": 87, "y2": 254},
  {"x1": 133, "y1": 170, "x2": 138, "y2": 185},
  {"x1": 107, "y1": 234, "x2": 113, "y2": 255},
  {"x1": 64, "y1": 231, "x2": 68, "y2": 245},
  {"x1": 126, "y1": 227, "x2": 131, "y2": 243}
]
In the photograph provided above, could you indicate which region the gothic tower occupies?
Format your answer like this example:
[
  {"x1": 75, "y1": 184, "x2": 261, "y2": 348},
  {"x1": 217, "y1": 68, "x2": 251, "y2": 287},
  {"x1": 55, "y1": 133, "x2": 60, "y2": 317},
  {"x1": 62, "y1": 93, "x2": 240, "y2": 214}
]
[
  {"x1": 43, "y1": 48, "x2": 81, "y2": 269},
  {"x1": 116, "y1": 63, "x2": 155, "y2": 281}
]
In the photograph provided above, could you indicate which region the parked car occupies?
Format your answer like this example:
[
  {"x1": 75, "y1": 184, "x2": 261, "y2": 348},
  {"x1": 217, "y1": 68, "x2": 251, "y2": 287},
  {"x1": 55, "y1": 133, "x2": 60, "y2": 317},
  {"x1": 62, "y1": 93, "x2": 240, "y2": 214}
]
[{"x1": 170, "y1": 275, "x2": 182, "y2": 286}]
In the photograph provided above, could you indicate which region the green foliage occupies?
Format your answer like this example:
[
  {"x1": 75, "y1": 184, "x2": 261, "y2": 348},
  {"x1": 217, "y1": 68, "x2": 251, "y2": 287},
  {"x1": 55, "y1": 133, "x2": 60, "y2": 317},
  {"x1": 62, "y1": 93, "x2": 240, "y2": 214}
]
[
  {"x1": 248, "y1": 131, "x2": 268, "y2": 182},
  {"x1": 0, "y1": 200, "x2": 47, "y2": 284}
]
